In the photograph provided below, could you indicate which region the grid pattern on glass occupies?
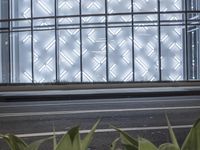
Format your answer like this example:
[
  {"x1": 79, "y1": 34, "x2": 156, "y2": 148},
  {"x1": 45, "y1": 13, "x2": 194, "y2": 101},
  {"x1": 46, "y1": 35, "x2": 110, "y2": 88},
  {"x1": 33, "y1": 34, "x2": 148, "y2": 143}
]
[
  {"x1": 2, "y1": 0, "x2": 200, "y2": 84},
  {"x1": 82, "y1": 28, "x2": 106, "y2": 82},
  {"x1": 108, "y1": 27, "x2": 133, "y2": 81},
  {"x1": 59, "y1": 29, "x2": 81, "y2": 82}
]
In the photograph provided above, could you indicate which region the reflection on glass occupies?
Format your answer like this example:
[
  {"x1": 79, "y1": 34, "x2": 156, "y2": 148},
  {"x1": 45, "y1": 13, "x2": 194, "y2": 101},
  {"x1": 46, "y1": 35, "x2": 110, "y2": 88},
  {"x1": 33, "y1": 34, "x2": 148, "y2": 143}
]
[{"x1": 11, "y1": 32, "x2": 32, "y2": 83}]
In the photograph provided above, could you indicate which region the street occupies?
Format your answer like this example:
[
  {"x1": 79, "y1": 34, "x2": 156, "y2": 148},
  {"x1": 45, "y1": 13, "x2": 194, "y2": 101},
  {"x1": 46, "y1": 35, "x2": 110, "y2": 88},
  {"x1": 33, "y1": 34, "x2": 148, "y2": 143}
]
[{"x1": 0, "y1": 95, "x2": 200, "y2": 149}]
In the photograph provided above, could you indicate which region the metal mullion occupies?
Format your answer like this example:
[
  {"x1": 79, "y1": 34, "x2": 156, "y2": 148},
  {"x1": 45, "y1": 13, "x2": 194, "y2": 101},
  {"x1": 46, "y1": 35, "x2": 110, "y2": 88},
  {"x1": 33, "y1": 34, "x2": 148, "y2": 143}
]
[
  {"x1": 185, "y1": 0, "x2": 189, "y2": 80},
  {"x1": 80, "y1": 0, "x2": 83, "y2": 82},
  {"x1": 55, "y1": 0, "x2": 59, "y2": 82},
  {"x1": 131, "y1": 0, "x2": 135, "y2": 82},
  {"x1": 8, "y1": 0, "x2": 11, "y2": 83},
  {"x1": 105, "y1": 0, "x2": 109, "y2": 82},
  {"x1": 158, "y1": 0, "x2": 162, "y2": 81},
  {"x1": 31, "y1": 0, "x2": 34, "y2": 83}
]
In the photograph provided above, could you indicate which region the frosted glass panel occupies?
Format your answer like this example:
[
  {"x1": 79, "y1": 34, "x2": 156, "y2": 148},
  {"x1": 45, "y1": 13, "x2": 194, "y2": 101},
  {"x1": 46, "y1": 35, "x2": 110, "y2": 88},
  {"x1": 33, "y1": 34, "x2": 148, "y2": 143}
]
[
  {"x1": 58, "y1": 0, "x2": 79, "y2": 16},
  {"x1": 59, "y1": 29, "x2": 81, "y2": 82},
  {"x1": 11, "y1": 32, "x2": 32, "y2": 83},
  {"x1": 133, "y1": 0, "x2": 157, "y2": 12},
  {"x1": 82, "y1": 28, "x2": 106, "y2": 82},
  {"x1": 82, "y1": 0, "x2": 105, "y2": 14},
  {"x1": 108, "y1": 0, "x2": 131, "y2": 13},
  {"x1": 134, "y1": 26, "x2": 159, "y2": 81},
  {"x1": 33, "y1": 31, "x2": 56, "y2": 83},
  {"x1": 108, "y1": 27, "x2": 133, "y2": 81}
]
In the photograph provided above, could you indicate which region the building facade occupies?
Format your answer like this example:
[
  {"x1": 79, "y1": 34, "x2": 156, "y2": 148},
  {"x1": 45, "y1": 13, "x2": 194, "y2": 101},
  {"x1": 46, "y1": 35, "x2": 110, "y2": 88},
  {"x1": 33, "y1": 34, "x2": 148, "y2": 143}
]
[{"x1": 0, "y1": 0, "x2": 200, "y2": 84}]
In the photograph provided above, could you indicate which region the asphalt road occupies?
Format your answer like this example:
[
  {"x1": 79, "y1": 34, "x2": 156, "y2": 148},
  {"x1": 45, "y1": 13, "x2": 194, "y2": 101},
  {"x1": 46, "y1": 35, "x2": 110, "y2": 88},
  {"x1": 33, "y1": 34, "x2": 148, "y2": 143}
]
[{"x1": 0, "y1": 95, "x2": 200, "y2": 150}]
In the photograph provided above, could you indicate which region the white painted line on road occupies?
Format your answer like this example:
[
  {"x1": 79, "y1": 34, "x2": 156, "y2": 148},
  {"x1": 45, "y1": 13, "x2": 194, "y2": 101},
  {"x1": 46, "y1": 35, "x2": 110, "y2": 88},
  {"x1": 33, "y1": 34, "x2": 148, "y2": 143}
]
[
  {"x1": 1, "y1": 97, "x2": 200, "y2": 108},
  {"x1": 3, "y1": 125, "x2": 192, "y2": 138},
  {"x1": 0, "y1": 106, "x2": 200, "y2": 118}
]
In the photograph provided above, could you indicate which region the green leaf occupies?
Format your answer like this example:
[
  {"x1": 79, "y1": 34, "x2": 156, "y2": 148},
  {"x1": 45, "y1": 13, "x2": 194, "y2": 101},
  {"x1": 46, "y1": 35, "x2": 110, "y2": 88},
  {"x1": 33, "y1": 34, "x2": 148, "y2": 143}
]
[
  {"x1": 110, "y1": 138, "x2": 120, "y2": 150},
  {"x1": 159, "y1": 143, "x2": 180, "y2": 150},
  {"x1": 138, "y1": 138, "x2": 158, "y2": 150},
  {"x1": 55, "y1": 131, "x2": 73, "y2": 150},
  {"x1": 111, "y1": 125, "x2": 138, "y2": 150},
  {"x1": 165, "y1": 115, "x2": 180, "y2": 149},
  {"x1": 53, "y1": 127, "x2": 57, "y2": 150},
  {"x1": 68, "y1": 127, "x2": 81, "y2": 150},
  {"x1": 182, "y1": 118, "x2": 200, "y2": 150},
  {"x1": 1, "y1": 134, "x2": 27, "y2": 150},
  {"x1": 81, "y1": 119, "x2": 100, "y2": 150},
  {"x1": 25, "y1": 137, "x2": 52, "y2": 150}
]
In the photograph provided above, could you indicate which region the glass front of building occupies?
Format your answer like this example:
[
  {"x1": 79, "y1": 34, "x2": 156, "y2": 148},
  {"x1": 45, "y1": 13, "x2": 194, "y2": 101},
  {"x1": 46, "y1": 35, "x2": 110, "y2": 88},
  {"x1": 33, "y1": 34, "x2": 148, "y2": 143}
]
[{"x1": 0, "y1": 0, "x2": 200, "y2": 83}]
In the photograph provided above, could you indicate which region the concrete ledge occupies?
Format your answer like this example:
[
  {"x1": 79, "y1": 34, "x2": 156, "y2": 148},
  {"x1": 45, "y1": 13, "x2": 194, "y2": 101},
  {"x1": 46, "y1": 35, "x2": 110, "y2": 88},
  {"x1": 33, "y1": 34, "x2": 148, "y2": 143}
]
[
  {"x1": 0, "y1": 81, "x2": 200, "y2": 92},
  {"x1": 1, "y1": 86, "x2": 200, "y2": 102}
]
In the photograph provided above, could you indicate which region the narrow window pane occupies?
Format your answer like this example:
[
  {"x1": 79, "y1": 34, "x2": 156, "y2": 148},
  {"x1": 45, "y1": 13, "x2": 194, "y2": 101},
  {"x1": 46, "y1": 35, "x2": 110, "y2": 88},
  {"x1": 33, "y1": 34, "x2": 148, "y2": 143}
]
[
  {"x1": 108, "y1": 0, "x2": 131, "y2": 13},
  {"x1": 161, "y1": 26, "x2": 184, "y2": 81},
  {"x1": 82, "y1": 28, "x2": 106, "y2": 82},
  {"x1": 134, "y1": 26, "x2": 159, "y2": 81},
  {"x1": 11, "y1": 32, "x2": 32, "y2": 83},
  {"x1": 58, "y1": 0, "x2": 79, "y2": 16},
  {"x1": 33, "y1": 30, "x2": 56, "y2": 83},
  {"x1": 108, "y1": 27, "x2": 133, "y2": 82},
  {"x1": 133, "y1": 0, "x2": 157, "y2": 12},
  {"x1": 82, "y1": 0, "x2": 105, "y2": 14},
  {"x1": 160, "y1": 0, "x2": 183, "y2": 11},
  {"x1": 59, "y1": 29, "x2": 81, "y2": 82},
  {"x1": 33, "y1": 0, "x2": 55, "y2": 17}
]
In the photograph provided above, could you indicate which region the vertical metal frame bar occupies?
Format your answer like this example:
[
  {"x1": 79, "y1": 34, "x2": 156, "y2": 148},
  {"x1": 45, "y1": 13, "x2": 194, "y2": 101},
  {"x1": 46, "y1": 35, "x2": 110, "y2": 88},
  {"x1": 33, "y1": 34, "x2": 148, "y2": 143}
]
[
  {"x1": 55, "y1": 0, "x2": 59, "y2": 82},
  {"x1": 105, "y1": 0, "x2": 109, "y2": 82},
  {"x1": 158, "y1": 0, "x2": 162, "y2": 81},
  {"x1": 8, "y1": 0, "x2": 11, "y2": 83},
  {"x1": 185, "y1": 0, "x2": 189, "y2": 80},
  {"x1": 31, "y1": 0, "x2": 34, "y2": 83},
  {"x1": 131, "y1": 0, "x2": 135, "y2": 82},
  {"x1": 79, "y1": 0, "x2": 83, "y2": 82}
]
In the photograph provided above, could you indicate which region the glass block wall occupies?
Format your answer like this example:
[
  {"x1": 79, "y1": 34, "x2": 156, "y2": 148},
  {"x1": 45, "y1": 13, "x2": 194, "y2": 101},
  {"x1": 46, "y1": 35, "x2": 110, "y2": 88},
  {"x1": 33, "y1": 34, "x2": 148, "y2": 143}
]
[{"x1": 0, "y1": 0, "x2": 200, "y2": 83}]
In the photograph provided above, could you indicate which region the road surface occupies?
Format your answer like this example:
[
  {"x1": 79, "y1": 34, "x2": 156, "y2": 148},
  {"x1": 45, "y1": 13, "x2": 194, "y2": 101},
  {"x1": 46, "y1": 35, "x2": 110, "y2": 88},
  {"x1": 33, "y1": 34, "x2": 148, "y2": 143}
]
[{"x1": 0, "y1": 95, "x2": 200, "y2": 149}]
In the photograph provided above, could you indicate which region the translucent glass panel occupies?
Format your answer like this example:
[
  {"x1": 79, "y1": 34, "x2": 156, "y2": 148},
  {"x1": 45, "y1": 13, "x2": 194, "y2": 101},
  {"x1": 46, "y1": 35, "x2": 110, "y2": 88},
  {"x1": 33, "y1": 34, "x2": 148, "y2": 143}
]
[
  {"x1": 161, "y1": 26, "x2": 184, "y2": 81},
  {"x1": 82, "y1": 28, "x2": 106, "y2": 82},
  {"x1": 11, "y1": 0, "x2": 31, "y2": 19},
  {"x1": 108, "y1": 27, "x2": 133, "y2": 81},
  {"x1": 134, "y1": 26, "x2": 159, "y2": 81},
  {"x1": 58, "y1": 0, "x2": 79, "y2": 16},
  {"x1": 133, "y1": 0, "x2": 157, "y2": 12},
  {"x1": 33, "y1": 0, "x2": 55, "y2": 17},
  {"x1": 108, "y1": 0, "x2": 131, "y2": 13},
  {"x1": 0, "y1": 32, "x2": 9, "y2": 83},
  {"x1": 160, "y1": 0, "x2": 183, "y2": 11},
  {"x1": 33, "y1": 30, "x2": 56, "y2": 83},
  {"x1": 82, "y1": 0, "x2": 105, "y2": 14},
  {"x1": 0, "y1": 0, "x2": 9, "y2": 20},
  {"x1": 11, "y1": 32, "x2": 32, "y2": 83},
  {"x1": 59, "y1": 29, "x2": 81, "y2": 82},
  {"x1": 187, "y1": 0, "x2": 200, "y2": 11}
]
